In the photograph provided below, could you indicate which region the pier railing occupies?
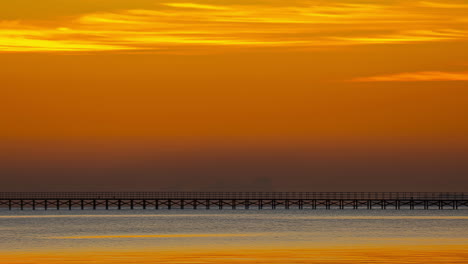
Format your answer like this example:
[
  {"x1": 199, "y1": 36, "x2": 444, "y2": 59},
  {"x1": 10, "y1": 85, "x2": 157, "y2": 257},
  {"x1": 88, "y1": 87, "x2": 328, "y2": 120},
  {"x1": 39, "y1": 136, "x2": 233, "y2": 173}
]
[{"x1": 0, "y1": 192, "x2": 466, "y2": 200}]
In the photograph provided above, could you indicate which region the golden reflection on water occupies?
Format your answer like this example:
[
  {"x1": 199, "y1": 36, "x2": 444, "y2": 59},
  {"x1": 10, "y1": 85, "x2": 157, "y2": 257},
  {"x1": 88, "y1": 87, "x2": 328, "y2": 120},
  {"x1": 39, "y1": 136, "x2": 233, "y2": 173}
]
[
  {"x1": 2, "y1": 212, "x2": 468, "y2": 263},
  {"x1": 1, "y1": 245, "x2": 467, "y2": 263}
]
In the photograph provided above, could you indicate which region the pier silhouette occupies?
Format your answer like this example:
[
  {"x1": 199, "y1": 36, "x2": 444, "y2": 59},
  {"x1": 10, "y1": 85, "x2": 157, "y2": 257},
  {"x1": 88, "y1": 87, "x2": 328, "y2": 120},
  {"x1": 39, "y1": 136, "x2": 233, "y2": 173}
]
[{"x1": 0, "y1": 192, "x2": 467, "y2": 210}]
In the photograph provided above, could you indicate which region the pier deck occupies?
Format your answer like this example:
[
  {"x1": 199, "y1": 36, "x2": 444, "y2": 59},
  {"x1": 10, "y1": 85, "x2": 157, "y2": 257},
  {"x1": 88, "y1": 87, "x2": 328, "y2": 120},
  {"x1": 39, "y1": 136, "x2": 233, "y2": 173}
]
[{"x1": 1, "y1": 192, "x2": 467, "y2": 210}]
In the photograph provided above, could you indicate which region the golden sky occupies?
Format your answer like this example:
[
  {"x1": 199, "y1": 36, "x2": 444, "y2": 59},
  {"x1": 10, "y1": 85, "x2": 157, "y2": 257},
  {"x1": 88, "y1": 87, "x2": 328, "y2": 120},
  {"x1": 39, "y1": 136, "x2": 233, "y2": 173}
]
[
  {"x1": 1, "y1": 0, "x2": 468, "y2": 191},
  {"x1": 1, "y1": 0, "x2": 468, "y2": 52}
]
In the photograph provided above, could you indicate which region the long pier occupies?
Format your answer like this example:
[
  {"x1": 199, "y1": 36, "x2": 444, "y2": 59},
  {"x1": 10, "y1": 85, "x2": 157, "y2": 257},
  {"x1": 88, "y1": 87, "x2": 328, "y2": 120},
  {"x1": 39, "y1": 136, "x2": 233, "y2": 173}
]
[{"x1": 0, "y1": 192, "x2": 467, "y2": 210}]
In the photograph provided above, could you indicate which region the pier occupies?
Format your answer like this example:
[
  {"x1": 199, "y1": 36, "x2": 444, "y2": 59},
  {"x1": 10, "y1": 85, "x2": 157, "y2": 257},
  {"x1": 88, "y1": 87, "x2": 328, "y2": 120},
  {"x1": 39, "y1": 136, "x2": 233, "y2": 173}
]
[{"x1": 0, "y1": 192, "x2": 467, "y2": 210}]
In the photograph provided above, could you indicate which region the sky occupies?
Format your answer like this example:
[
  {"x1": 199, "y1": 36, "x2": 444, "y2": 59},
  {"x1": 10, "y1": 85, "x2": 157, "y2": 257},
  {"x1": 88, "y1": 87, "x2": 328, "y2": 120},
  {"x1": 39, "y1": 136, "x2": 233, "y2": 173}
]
[{"x1": 1, "y1": 0, "x2": 468, "y2": 191}]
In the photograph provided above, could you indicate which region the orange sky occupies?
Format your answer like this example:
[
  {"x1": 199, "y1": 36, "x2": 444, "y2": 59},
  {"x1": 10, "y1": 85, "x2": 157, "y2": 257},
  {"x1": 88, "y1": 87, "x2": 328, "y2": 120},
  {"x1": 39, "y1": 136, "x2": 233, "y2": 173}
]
[{"x1": 1, "y1": 0, "x2": 468, "y2": 191}]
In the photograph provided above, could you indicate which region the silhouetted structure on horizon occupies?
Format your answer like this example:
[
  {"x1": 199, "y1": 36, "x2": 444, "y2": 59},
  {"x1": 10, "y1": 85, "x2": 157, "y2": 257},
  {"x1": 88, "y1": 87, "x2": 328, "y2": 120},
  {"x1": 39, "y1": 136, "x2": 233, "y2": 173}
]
[{"x1": 0, "y1": 192, "x2": 467, "y2": 210}]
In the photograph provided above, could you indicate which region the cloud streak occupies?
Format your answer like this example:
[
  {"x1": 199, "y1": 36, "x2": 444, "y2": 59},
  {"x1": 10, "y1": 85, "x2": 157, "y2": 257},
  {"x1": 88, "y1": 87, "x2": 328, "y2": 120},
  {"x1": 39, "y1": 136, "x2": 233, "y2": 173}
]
[
  {"x1": 350, "y1": 71, "x2": 468, "y2": 82},
  {"x1": 419, "y1": 1, "x2": 468, "y2": 9},
  {"x1": 163, "y1": 3, "x2": 230, "y2": 10},
  {"x1": 1, "y1": 0, "x2": 468, "y2": 52}
]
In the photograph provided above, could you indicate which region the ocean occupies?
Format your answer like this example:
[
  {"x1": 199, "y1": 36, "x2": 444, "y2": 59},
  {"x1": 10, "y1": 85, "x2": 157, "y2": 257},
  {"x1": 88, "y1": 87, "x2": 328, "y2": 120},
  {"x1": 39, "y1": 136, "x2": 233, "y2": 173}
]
[{"x1": 1, "y1": 209, "x2": 467, "y2": 263}]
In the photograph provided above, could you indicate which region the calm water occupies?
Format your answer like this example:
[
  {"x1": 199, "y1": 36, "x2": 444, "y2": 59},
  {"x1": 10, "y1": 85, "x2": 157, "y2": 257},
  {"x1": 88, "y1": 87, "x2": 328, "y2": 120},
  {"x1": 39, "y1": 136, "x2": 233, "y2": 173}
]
[{"x1": 1, "y1": 209, "x2": 468, "y2": 263}]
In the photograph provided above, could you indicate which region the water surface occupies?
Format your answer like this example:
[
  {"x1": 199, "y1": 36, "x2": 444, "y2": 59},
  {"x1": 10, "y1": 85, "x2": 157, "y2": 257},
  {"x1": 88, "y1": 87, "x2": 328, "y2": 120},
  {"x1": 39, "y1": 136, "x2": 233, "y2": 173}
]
[{"x1": 1, "y1": 209, "x2": 467, "y2": 263}]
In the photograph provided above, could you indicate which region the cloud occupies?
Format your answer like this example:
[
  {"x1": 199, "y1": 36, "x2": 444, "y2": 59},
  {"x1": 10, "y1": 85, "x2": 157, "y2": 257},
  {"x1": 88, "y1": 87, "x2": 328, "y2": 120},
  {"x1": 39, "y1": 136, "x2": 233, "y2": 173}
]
[
  {"x1": 162, "y1": 3, "x2": 230, "y2": 10},
  {"x1": 0, "y1": 29, "x2": 131, "y2": 52},
  {"x1": 419, "y1": 1, "x2": 468, "y2": 9},
  {"x1": 350, "y1": 71, "x2": 468, "y2": 82},
  {"x1": 337, "y1": 30, "x2": 468, "y2": 44},
  {"x1": 1, "y1": 0, "x2": 468, "y2": 52}
]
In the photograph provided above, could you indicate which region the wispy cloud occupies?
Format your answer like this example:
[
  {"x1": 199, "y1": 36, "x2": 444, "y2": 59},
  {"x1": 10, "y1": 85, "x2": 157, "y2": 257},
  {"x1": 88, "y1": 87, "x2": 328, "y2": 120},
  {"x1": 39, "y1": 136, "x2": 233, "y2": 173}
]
[
  {"x1": 1, "y1": 0, "x2": 468, "y2": 52},
  {"x1": 337, "y1": 30, "x2": 468, "y2": 44},
  {"x1": 419, "y1": 1, "x2": 468, "y2": 8},
  {"x1": 163, "y1": 3, "x2": 230, "y2": 10},
  {"x1": 350, "y1": 71, "x2": 468, "y2": 82}
]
